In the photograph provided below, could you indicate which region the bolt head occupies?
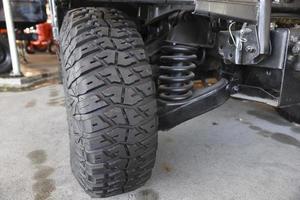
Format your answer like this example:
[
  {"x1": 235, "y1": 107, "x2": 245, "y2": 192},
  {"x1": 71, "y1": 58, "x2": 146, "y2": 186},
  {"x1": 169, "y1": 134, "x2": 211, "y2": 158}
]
[{"x1": 245, "y1": 46, "x2": 256, "y2": 53}]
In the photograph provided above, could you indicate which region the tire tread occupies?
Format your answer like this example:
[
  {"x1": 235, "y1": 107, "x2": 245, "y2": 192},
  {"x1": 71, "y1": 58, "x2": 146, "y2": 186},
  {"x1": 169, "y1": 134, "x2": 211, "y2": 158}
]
[{"x1": 60, "y1": 7, "x2": 158, "y2": 198}]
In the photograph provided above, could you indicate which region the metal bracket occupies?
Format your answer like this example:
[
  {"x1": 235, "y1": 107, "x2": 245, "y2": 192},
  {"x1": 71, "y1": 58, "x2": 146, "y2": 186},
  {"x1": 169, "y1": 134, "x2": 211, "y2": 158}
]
[
  {"x1": 231, "y1": 27, "x2": 300, "y2": 107},
  {"x1": 218, "y1": 24, "x2": 261, "y2": 65},
  {"x1": 195, "y1": 0, "x2": 271, "y2": 65}
]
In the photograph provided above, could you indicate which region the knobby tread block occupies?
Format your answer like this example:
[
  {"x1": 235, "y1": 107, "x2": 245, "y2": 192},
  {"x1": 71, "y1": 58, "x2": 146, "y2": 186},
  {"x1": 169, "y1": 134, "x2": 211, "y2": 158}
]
[{"x1": 59, "y1": 7, "x2": 158, "y2": 198}]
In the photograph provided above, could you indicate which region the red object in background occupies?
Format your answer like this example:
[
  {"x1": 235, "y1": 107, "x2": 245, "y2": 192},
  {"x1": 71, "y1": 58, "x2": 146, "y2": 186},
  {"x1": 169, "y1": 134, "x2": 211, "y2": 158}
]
[{"x1": 26, "y1": 22, "x2": 57, "y2": 54}]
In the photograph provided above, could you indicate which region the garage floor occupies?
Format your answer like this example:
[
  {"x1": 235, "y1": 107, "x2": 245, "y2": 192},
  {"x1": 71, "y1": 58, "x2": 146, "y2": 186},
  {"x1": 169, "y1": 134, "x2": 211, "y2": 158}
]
[{"x1": 1, "y1": 84, "x2": 300, "y2": 200}]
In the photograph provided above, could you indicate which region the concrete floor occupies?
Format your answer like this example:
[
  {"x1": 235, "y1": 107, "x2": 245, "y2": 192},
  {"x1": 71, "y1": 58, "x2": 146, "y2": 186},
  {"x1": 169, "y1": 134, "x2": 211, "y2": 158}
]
[{"x1": 1, "y1": 84, "x2": 300, "y2": 200}]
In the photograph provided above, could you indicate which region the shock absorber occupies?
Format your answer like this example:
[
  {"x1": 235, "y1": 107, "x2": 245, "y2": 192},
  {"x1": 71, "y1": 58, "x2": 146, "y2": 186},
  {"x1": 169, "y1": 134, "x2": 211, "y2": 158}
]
[{"x1": 159, "y1": 42, "x2": 198, "y2": 101}]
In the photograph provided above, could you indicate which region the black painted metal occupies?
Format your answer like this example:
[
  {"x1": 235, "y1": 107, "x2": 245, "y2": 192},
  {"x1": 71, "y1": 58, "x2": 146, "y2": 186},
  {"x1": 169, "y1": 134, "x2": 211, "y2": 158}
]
[
  {"x1": 158, "y1": 78, "x2": 230, "y2": 130},
  {"x1": 230, "y1": 27, "x2": 300, "y2": 107},
  {"x1": 159, "y1": 44, "x2": 197, "y2": 101},
  {"x1": 279, "y1": 27, "x2": 300, "y2": 107},
  {"x1": 156, "y1": 12, "x2": 231, "y2": 129},
  {"x1": 166, "y1": 14, "x2": 214, "y2": 48}
]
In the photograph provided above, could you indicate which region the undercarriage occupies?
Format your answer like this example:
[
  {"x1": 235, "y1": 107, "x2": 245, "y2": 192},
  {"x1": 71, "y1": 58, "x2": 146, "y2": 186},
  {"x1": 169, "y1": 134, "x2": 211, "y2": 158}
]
[{"x1": 52, "y1": 0, "x2": 300, "y2": 197}]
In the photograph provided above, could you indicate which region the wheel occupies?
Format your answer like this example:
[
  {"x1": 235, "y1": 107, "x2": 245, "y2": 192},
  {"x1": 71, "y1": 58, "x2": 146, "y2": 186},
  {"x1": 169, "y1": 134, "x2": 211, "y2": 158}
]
[
  {"x1": 48, "y1": 41, "x2": 58, "y2": 54},
  {"x1": 0, "y1": 36, "x2": 12, "y2": 74},
  {"x1": 59, "y1": 7, "x2": 158, "y2": 198},
  {"x1": 35, "y1": 45, "x2": 48, "y2": 52},
  {"x1": 278, "y1": 105, "x2": 300, "y2": 124},
  {"x1": 25, "y1": 42, "x2": 35, "y2": 54}
]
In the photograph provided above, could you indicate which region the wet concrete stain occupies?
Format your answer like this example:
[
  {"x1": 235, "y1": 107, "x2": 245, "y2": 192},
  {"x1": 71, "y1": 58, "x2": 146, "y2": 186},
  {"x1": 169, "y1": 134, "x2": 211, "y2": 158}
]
[
  {"x1": 27, "y1": 150, "x2": 47, "y2": 165},
  {"x1": 25, "y1": 99, "x2": 37, "y2": 108},
  {"x1": 49, "y1": 89, "x2": 59, "y2": 98},
  {"x1": 27, "y1": 150, "x2": 56, "y2": 200},
  {"x1": 161, "y1": 162, "x2": 172, "y2": 173},
  {"x1": 247, "y1": 110, "x2": 289, "y2": 126},
  {"x1": 256, "y1": 130, "x2": 300, "y2": 148},
  {"x1": 238, "y1": 119, "x2": 300, "y2": 148},
  {"x1": 130, "y1": 189, "x2": 159, "y2": 200},
  {"x1": 32, "y1": 178, "x2": 56, "y2": 200},
  {"x1": 271, "y1": 133, "x2": 300, "y2": 148},
  {"x1": 47, "y1": 97, "x2": 65, "y2": 107},
  {"x1": 256, "y1": 130, "x2": 273, "y2": 138},
  {"x1": 33, "y1": 166, "x2": 55, "y2": 180},
  {"x1": 47, "y1": 87, "x2": 65, "y2": 106},
  {"x1": 249, "y1": 125, "x2": 263, "y2": 131}
]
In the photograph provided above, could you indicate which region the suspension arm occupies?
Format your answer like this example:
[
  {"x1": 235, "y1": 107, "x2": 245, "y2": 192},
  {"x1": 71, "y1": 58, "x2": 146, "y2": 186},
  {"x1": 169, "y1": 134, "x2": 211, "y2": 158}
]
[{"x1": 158, "y1": 78, "x2": 230, "y2": 130}]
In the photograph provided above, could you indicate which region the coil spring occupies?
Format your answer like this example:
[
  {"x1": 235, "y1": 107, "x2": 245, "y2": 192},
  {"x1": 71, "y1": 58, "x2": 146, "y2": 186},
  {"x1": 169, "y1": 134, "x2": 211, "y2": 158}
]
[{"x1": 159, "y1": 43, "x2": 197, "y2": 101}]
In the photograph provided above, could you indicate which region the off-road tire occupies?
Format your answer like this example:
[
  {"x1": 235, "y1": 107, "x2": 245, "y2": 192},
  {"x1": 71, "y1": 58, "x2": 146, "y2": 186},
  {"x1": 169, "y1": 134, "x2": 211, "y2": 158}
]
[
  {"x1": 59, "y1": 7, "x2": 158, "y2": 198},
  {"x1": 278, "y1": 105, "x2": 300, "y2": 124},
  {"x1": 0, "y1": 36, "x2": 12, "y2": 74}
]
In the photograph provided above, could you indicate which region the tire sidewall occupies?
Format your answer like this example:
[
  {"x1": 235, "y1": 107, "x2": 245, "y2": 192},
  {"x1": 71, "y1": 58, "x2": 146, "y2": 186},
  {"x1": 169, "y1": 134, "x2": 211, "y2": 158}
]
[{"x1": 0, "y1": 36, "x2": 12, "y2": 74}]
